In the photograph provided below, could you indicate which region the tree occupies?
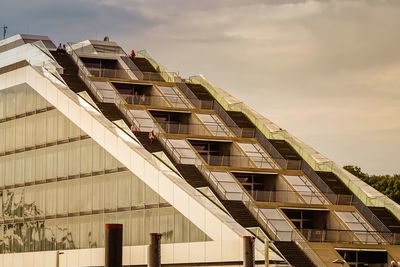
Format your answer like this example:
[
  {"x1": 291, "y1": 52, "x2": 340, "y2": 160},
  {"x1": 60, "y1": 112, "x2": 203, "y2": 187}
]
[{"x1": 344, "y1": 165, "x2": 400, "y2": 204}]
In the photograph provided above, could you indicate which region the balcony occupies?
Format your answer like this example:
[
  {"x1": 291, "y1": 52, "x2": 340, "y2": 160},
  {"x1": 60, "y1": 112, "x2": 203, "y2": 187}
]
[
  {"x1": 300, "y1": 229, "x2": 398, "y2": 245},
  {"x1": 87, "y1": 67, "x2": 131, "y2": 79},
  {"x1": 81, "y1": 57, "x2": 131, "y2": 79}
]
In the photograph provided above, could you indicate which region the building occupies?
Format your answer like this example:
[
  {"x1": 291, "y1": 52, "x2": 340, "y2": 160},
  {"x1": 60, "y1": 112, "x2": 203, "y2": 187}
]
[{"x1": 0, "y1": 34, "x2": 399, "y2": 267}]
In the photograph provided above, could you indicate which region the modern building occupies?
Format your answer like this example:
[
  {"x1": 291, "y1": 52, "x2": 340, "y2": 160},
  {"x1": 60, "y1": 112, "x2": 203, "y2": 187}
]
[{"x1": 0, "y1": 34, "x2": 399, "y2": 267}]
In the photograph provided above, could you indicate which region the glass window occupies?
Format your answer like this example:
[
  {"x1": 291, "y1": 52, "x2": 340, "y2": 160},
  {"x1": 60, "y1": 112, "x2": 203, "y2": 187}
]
[
  {"x1": 166, "y1": 139, "x2": 198, "y2": 164},
  {"x1": 335, "y1": 211, "x2": 383, "y2": 244},
  {"x1": 196, "y1": 113, "x2": 231, "y2": 137},
  {"x1": 238, "y1": 142, "x2": 277, "y2": 169},
  {"x1": 261, "y1": 209, "x2": 293, "y2": 241},
  {"x1": 158, "y1": 86, "x2": 191, "y2": 108},
  {"x1": 129, "y1": 109, "x2": 155, "y2": 132},
  {"x1": 284, "y1": 175, "x2": 327, "y2": 205}
]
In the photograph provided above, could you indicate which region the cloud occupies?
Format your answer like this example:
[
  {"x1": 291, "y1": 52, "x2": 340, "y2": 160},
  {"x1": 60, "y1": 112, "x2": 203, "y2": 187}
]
[{"x1": 1, "y1": 0, "x2": 399, "y2": 174}]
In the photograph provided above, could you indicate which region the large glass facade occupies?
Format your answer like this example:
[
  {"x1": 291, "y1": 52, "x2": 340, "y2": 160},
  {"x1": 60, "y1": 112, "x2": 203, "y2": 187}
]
[{"x1": 0, "y1": 87, "x2": 209, "y2": 254}]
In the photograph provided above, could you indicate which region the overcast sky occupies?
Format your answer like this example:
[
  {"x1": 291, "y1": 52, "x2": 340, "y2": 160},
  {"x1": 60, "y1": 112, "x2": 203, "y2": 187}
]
[{"x1": 2, "y1": 0, "x2": 399, "y2": 174}]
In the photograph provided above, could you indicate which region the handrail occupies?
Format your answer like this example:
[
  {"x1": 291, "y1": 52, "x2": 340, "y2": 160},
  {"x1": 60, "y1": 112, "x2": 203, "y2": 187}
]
[
  {"x1": 120, "y1": 93, "x2": 213, "y2": 111},
  {"x1": 197, "y1": 154, "x2": 278, "y2": 169},
  {"x1": 155, "y1": 121, "x2": 258, "y2": 138},
  {"x1": 299, "y1": 228, "x2": 399, "y2": 245},
  {"x1": 86, "y1": 66, "x2": 181, "y2": 82},
  {"x1": 249, "y1": 189, "x2": 354, "y2": 205}
]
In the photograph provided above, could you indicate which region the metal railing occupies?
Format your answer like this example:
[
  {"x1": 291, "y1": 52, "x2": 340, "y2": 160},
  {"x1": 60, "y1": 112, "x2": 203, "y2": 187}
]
[
  {"x1": 155, "y1": 121, "x2": 260, "y2": 139},
  {"x1": 86, "y1": 67, "x2": 131, "y2": 79},
  {"x1": 249, "y1": 190, "x2": 353, "y2": 205},
  {"x1": 157, "y1": 121, "x2": 209, "y2": 136},
  {"x1": 197, "y1": 154, "x2": 278, "y2": 169},
  {"x1": 120, "y1": 94, "x2": 191, "y2": 108},
  {"x1": 300, "y1": 228, "x2": 400, "y2": 245}
]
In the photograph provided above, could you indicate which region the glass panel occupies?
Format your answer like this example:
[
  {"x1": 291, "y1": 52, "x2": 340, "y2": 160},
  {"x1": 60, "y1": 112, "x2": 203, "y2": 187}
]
[
  {"x1": 158, "y1": 86, "x2": 191, "y2": 108},
  {"x1": 129, "y1": 109, "x2": 155, "y2": 132},
  {"x1": 284, "y1": 175, "x2": 326, "y2": 205},
  {"x1": 238, "y1": 142, "x2": 277, "y2": 168},
  {"x1": 196, "y1": 113, "x2": 231, "y2": 137},
  {"x1": 261, "y1": 208, "x2": 293, "y2": 241},
  {"x1": 166, "y1": 139, "x2": 198, "y2": 164}
]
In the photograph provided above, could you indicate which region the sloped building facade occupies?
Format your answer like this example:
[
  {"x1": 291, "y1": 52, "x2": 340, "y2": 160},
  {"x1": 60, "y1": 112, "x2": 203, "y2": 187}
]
[{"x1": 0, "y1": 34, "x2": 399, "y2": 267}]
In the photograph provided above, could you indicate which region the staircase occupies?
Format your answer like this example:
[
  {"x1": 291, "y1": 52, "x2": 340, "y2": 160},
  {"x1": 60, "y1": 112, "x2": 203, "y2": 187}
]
[
  {"x1": 50, "y1": 51, "x2": 128, "y2": 125},
  {"x1": 369, "y1": 207, "x2": 400, "y2": 233},
  {"x1": 220, "y1": 200, "x2": 259, "y2": 228},
  {"x1": 274, "y1": 241, "x2": 316, "y2": 267}
]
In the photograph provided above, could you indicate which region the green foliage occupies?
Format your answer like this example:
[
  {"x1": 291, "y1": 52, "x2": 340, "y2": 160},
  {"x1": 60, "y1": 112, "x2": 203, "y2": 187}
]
[{"x1": 343, "y1": 165, "x2": 400, "y2": 204}]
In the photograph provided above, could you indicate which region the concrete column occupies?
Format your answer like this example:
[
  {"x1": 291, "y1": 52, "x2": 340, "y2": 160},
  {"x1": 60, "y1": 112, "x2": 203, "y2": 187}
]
[
  {"x1": 105, "y1": 224, "x2": 123, "y2": 267},
  {"x1": 148, "y1": 233, "x2": 162, "y2": 267},
  {"x1": 243, "y1": 236, "x2": 255, "y2": 267}
]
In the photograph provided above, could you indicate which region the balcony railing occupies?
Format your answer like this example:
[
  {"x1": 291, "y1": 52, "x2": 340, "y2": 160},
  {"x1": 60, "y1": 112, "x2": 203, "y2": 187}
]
[
  {"x1": 199, "y1": 154, "x2": 279, "y2": 169},
  {"x1": 120, "y1": 94, "x2": 216, "y2": 111},
  {"x1": 156, "y1": 121, "x2": 259, "y2": 139},
  {"x1": 85, "y1": 66, "x2": 183, "y2": 83},
  {"x1": 299, "y1": 228, "x2": 399, "y2": 245},
  {"x1": 250, "y1": 190, "x2": 324, "y2": 204},
  {"x1": 121, "y1": 94, "x2": 169, "y2": 107},
  {"x1": 157, "y1": 122, "x2": 209, "y2": 136},
  {"x1": 86, "y1": 67, "x2": 131, "y2": 79}
]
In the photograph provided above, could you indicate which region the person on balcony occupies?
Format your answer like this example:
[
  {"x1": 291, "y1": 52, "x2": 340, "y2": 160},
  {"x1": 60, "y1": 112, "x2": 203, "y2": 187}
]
[
  {"x1": 140, "y1": 93, "x2": 146, "y2": 105},
  {"x1": 130, "y1": 124, "x2": 138, "y2": 135},
  {"x1": 57, "y1": 43, "x2": 63, "y2": 54},
  {"x1": 133, "y1": 91, "x2": 139, "y2": 104},
  {"x1": 129, "y1": 50, "x2": 136, "y2": 60},
  {"x1": 148, "y1": 130, "x2": 155, "y2": 145}
]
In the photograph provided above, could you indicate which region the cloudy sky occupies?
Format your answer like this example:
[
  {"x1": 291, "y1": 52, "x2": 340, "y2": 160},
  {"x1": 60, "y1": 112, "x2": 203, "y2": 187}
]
[{"x1": 2, "y1": 0, "x2": 399, "y2": 174}]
